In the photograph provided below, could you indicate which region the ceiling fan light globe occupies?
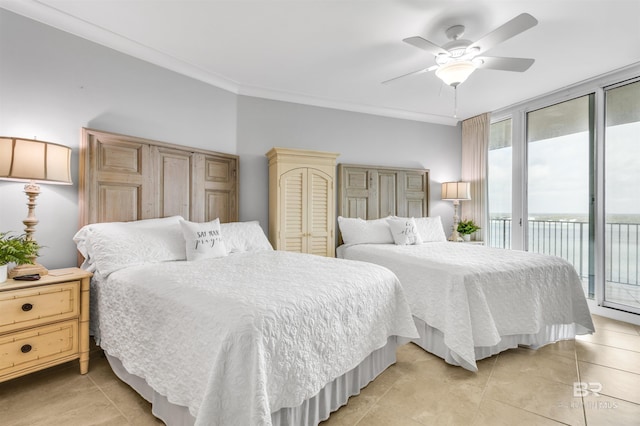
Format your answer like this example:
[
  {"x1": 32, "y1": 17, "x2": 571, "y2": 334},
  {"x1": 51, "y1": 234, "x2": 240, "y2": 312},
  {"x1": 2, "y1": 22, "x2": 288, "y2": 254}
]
[{"x1": 435, "y1": 61, "x2": 476, "y2": 86}]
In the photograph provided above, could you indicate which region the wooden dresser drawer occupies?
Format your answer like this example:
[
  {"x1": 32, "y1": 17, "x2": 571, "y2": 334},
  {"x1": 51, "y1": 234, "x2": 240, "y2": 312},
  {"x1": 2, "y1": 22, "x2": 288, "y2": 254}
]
[
  {"x1": 0, "y1": 281, "x2": 80, "y2": 334},
  {"x1": 0, "y1": 320, "x2": 79, "y2": 378}
]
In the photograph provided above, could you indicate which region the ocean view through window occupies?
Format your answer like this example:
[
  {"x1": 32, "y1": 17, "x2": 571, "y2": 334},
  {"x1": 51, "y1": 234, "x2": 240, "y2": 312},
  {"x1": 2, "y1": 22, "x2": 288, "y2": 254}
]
[{"x1": 489, "y1": 80, "x2": 640, "y2": 313}]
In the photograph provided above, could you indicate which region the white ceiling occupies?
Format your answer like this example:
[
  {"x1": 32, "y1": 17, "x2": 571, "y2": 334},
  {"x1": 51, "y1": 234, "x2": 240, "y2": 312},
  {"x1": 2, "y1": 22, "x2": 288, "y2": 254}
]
[{"x1": 3, "y1": 0, "x2": 640, "y2": 126}]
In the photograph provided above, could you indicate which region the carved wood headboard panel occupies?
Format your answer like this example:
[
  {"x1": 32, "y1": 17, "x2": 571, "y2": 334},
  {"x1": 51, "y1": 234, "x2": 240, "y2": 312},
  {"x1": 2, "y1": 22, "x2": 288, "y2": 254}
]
[
  {"x1": 79, "y1": 128, "x2": 239, "y2": 228},
  {"x1": 337, "y1": 164, "x2": 430, "y2": 220}
]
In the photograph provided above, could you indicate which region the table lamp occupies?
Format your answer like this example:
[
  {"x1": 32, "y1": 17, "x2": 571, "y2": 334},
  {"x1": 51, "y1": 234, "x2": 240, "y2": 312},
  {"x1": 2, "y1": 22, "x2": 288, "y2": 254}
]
[
  {"x1": 441, "y1": 181, "x2": 471, "y2": 242},
  {"x1": 0, "y1": 137, "x2": 72, "y2": 277}
]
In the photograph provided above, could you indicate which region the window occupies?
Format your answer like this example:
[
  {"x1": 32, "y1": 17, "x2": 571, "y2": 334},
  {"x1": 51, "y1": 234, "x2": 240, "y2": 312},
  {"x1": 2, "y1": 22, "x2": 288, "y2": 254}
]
[
  {"x1": 489, "y1": 67, "x2": 640, "y2": 318},
  {"x1": 488, "y1": 119, "x2": 512, "y2": 249},
  {"x1": 526, "y1": 95, "x2": 594, "y2": 297}
]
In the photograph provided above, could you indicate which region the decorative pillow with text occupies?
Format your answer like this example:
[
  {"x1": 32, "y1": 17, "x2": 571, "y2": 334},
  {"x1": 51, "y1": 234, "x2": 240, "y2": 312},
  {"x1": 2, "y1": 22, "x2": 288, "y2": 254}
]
[
  {"x1": 180, "y1": 218, "x2": 228, "y2": 261},
  {"x1": 387, "y1": 217, "x2": 423, "y2": 245}
]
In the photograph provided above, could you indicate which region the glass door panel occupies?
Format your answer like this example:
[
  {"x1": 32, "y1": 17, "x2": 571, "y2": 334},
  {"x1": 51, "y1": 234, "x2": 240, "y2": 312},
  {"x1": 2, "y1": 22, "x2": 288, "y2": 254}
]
[
  {"x1": 488, "y1": 119, "x2": 513, "y2": 249},
  {"x1": 604, "y1": 80, "x2": 640, "y2": 312},
  {"x1": 526, "y1": 95, "x2": 594, "y2": 298}
]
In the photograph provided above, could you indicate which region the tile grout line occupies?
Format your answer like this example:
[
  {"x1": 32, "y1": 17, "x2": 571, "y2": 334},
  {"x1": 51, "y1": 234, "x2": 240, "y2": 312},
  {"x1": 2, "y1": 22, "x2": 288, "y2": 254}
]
[
  {"x1": 467, "y1": 352, "x2": 499, "y2": 425},
  {"x1": 481, "y1": 397, "x2": 573, "y2": 425},
  {"x1": 577, "y1": 357, "x2": 640, "y2": 376},
  {"x1": 576, "y1": 338, "x2": 640, "y2": 354},
  {"x1": 478, "y1": 347, "x2": 584, "y2": 425},
  {"x1": 575, "y1": 339, "x2": 588, "y2": 425},
  {"x1": 589, "y1": 327, "x2": 640, "y2": 337},
  {"x1": 86, "y1": 372, "x2": 132, "y2": 424},
  {"x1": 354, "y1": 349, "x2": 433, "y2": 426},
  {"x1": 352, "y1": 383, "x2": 394, "y2": 426}
]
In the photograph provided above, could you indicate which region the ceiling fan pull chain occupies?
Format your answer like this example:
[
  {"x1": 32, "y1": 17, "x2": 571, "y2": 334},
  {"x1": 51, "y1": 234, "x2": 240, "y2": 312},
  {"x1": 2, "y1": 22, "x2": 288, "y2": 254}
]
[{"x1": 454, "y1": 86, "x2": 458, "y2": 118}]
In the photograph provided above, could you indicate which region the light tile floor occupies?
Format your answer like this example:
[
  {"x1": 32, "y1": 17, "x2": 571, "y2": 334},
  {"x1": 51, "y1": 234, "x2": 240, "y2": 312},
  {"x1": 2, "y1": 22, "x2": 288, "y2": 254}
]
[{"x1": 1, "y1": 315, "x2": 639, "y2": 425}]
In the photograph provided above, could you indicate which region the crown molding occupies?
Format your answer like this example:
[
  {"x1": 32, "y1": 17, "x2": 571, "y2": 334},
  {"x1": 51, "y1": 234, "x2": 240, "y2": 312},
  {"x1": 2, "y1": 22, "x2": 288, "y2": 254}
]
[
  {"x1": 1, "y1": 0, "x2": 458, "y2": 126},
  {"x1": 1, "y1": 0, "x2": 240, "y2": 92},
  {"x1": 238, "y1": 85, "x2": 459, "y2": 125}
]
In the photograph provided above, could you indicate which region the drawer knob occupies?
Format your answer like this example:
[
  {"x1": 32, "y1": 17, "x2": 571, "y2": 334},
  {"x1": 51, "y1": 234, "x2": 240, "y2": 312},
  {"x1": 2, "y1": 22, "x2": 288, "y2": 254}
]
[
  {"x1": 21, "y1": 303, "x2": 33, "y2": 312},
  {"x1": 21, "y1": 344, "x2": 32, "y2": 353}
]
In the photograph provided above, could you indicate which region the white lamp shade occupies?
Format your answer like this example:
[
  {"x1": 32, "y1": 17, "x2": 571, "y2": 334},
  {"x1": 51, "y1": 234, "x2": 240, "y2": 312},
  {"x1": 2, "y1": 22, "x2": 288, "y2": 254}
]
[
  {"x1": 441, "y1": 181, "x2": 471, "y2": 200},
  {"x1": 435, "y1": 61, "x2": 476, "y2": 86},
  {"x1": 0, "y1": 137, "x2": 72, "y2": 184}
]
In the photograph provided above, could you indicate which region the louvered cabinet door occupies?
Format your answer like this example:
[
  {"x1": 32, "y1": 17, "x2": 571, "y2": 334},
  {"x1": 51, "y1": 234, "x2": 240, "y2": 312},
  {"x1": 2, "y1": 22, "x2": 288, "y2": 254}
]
[
  {"x1": 279, "y1": 168, "x2": 307, "y2": 253},
  {"x1": 266, "y1": 147, "x2": 339, "y2": 257},
  {"x1": 307, "y1": 169, "x2": 334, "y2": 256}
]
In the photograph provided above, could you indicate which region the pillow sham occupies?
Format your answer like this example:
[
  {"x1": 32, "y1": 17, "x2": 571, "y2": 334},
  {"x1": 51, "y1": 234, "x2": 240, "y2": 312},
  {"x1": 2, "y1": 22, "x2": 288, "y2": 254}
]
[
  {"x1": 414, "y1": 216, "x2": 448, "y2": 242},
  {"x1": 387, "y1": 217, "x2": 423, "y2": 245},
  {"x1": 180, "y1": 218, "x2": 228, "y2": 261},
  {"x1": 74, "y1": 215, "x2": 185, "y2": 260},
  {"x1": 73, "y1": 216, "x2": 186, "y2": 274},
  {"x1": 337, "y1": 216, "x2": 394, "y2": 245},
  {"x1": 220, "y1": 221, "x2": 273, "y2": 253}
]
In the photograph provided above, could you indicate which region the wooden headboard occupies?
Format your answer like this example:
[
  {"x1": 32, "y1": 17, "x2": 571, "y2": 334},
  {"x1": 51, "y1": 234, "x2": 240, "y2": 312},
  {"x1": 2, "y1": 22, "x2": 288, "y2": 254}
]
[
  {"x1": 337, "y1": 164, "x2": 430, "y2": 219},
  {"x1": 79, "y1": 128, "x2": 239, "y2": 228}
]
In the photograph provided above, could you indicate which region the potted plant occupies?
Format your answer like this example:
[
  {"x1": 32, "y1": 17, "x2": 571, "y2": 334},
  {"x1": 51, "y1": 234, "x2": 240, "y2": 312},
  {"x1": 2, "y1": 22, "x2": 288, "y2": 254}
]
[
  {"x1": 457, "y1": 219, "x2": 481, "y2": 242},
  {"x1": 0, "y1": 232, "x2": 40, "y2": 283}
]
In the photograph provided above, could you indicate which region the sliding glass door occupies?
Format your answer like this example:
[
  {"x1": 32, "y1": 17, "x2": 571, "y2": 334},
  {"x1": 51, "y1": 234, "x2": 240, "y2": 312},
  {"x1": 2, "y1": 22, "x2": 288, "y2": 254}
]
[
  {"x1": 604, "y1": 80, "x2": 640, "y2": 313},
  {"x1": 525, "y1": 95, "x2": 595, "y2": 298},
  {"x1": 488, "y1": 70, "x2": 640, "y2": 317}
]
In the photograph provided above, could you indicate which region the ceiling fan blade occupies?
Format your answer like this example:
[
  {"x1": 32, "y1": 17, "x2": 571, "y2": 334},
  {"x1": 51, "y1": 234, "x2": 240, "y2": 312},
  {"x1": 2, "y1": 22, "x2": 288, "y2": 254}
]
[
  {"x1": 403, "y1": 36, "x2": 449, "y2": 56},
  {"x1": 475, "y1": 56, "x2": 535, "y2": 72},
  {"x1": 382, "y1": 65, "x2": 438, "y2": 84},
  {"x1": 467, "y1": 13, "x2": 538, "y2": 55}
]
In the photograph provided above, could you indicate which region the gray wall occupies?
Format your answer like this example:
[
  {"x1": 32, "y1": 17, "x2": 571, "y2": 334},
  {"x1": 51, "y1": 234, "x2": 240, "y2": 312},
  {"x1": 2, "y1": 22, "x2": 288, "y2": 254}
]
[
  {"x1": 236, "y1": 96, "x2": 461, "y2": 231},
  {"x1": 0, "y1": 10, "x2": 238, "y2": 269},
  {"x1": 0, "y1": 9, "x2": 461, "y2": 269}
]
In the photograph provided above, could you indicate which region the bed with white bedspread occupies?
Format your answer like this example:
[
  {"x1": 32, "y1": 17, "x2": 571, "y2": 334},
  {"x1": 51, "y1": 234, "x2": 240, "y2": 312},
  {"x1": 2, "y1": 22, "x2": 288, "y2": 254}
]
[
  {"x1": 337, "y1": 240, "x2": 594, "y2": 371},
  {"x1": 76, "y1": 217, "x2": 418, "y2": 425}
]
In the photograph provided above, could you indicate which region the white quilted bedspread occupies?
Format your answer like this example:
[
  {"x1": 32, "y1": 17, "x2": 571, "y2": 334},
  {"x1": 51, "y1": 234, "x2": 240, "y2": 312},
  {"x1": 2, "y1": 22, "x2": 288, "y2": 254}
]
[
  {"x1": 93, "y1": 251, "x2": 418, "y2": 425},
  {"x1": 338, "y1": 243, "x2": 594, "y2": 371}
]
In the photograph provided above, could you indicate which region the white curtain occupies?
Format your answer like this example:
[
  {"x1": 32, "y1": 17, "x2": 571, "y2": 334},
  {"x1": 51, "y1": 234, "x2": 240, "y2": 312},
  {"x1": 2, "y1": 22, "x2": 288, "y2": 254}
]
[{"x1": 461, "y1": 113, "x2": 490, "y2": 242}]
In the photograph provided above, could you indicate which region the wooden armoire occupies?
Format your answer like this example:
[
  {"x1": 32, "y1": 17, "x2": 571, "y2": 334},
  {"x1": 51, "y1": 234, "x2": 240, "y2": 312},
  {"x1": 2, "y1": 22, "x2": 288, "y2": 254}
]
[{"x1": 266, "y1": 147, "x2": 339, "y2": 257}]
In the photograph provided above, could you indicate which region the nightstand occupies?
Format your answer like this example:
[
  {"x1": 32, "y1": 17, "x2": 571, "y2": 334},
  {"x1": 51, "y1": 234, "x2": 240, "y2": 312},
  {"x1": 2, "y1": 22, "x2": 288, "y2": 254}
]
[{"x1": 0, "y1": 267, "x2": 92, "y2": 383}]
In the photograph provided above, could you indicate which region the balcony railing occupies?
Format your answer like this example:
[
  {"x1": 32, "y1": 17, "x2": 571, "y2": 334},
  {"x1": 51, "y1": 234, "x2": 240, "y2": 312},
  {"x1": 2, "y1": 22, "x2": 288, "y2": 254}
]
[{"x1": 489, "y1": 218, "x2": 640, "y2": 286}]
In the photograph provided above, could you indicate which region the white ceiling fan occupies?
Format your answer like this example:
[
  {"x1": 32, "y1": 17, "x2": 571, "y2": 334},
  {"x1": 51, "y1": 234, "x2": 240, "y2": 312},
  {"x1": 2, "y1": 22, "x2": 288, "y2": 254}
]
[{"x1": 384, "y1": 13, "x2": 538, "y2": 87}]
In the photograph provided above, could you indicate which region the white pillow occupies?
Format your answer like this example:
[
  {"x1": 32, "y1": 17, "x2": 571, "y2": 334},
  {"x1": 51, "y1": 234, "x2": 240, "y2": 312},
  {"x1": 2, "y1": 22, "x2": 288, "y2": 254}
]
[
  {"x1": 414, "y1": 216, "x2": 448, "y2": 242},
  {"x1": 337, "y1": 216, "x2": 394, "y2": 245},
  {"x1": 387, "y1": 217, "x2": 423, "y2": 245},
  {"x1": 180, "y1": 218, "x2": 228, "y2": 261},
  {"x1": 73, "y1": 215, "x2": 185, "y2": 262},
  {"x1": 220, "y1": 221, "x2": 273, "y2": 253},
  {"x1": 73, "y1": 216, "x2": 186, "y2": 274}
]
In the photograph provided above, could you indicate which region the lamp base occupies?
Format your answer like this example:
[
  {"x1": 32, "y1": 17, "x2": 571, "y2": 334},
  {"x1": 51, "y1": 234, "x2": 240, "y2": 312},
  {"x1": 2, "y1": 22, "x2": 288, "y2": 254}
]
[
  {"x1": 8, "y1": 262, "x2": 49, "y2": 279},
  {"x1": 448, "y1": 230, "x2": 463, "y2": 242}
]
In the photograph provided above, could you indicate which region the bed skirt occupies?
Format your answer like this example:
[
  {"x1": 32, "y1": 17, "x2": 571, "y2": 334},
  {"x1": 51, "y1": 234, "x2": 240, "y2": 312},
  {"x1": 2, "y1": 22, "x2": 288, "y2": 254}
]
[
  {"x1": 406, "y1": 316, "x2": 589, "y2": 371},
  {"x1": 104, "y1": 336, "x2": 398, "y2": 425}
]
